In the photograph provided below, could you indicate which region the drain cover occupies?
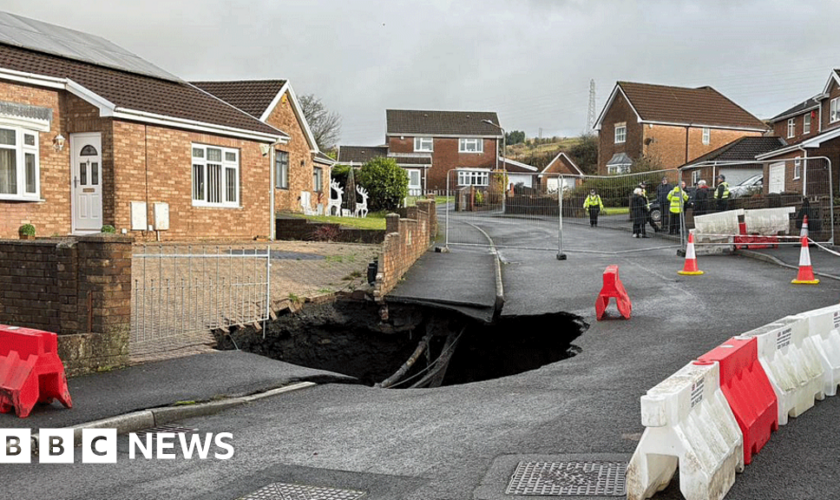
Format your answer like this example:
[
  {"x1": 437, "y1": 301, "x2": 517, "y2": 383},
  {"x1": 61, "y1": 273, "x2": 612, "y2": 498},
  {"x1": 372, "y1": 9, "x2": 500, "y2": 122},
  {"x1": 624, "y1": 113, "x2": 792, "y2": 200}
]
[
  {"x1": 505, "y1": 461, "x2": 626, "y2": 496},
  {"x1": 240, "y1": 483, "x2": 366, "y2": 500}
]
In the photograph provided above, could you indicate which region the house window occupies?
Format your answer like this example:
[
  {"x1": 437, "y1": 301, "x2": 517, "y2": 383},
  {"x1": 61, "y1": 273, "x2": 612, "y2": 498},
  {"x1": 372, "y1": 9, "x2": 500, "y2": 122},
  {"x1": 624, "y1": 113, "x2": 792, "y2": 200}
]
[
  {"x1": 275, "y1": 150, "x2": 289, "y2": 189},
  {"x1": 794, "y1": 157, "x2": 801, "y2": 180},
  {"x1": 458, "y1": 138, "x2": 483, "y2": 153},
  {"x1": 831, "y1": 98, "x2": 840, "y2": 123},
  {"x1": 0, "y1": 126, "x2": 39, "y2": 200},
  {"x1": 804, "y1": 113, "x2": 811, "y2": 135},
  {"x1": 191, "y1": 144, "x2": 239, "y2": 207},
  {"x1": 692, "y1": 170, "x2": 701, "y2": 185},
  {"x1": 702, "y1": 128, "x2": 710, "y2": 145},
  {"x1": 614, "y1": 123, "x2": 626, "y2": 144},
  {"x1": 457, "y1": 169, "x2": 489, "y2": 186},
  {"x1": 413, "y1": 137, "x2": 433, "y2": 152},
  {"x1": 313, "y1": 167, "x2": 323, "y2": 192},
  {"x1": 607, "y1": 164, "x2": 631, "y2": 175},
  {"x1": 787, "y1": 118, "x2": 796, "y2": 138}
]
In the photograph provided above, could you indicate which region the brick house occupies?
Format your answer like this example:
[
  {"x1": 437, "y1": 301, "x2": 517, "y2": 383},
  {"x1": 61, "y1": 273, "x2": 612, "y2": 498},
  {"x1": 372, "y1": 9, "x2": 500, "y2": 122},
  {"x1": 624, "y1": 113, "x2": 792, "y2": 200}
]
[
  {"x1": 538, "y1": 151, "x2": 584, "y2": 191},
  {"x1": 0, "y1": 12, "x2": 299, "y2": 240},
  {"x1": 191, "y1": 80, "x2": 333, "y2": 219},
  {"x1": 679, "y1": 136, "x2": 786, "y2": 187},
  {"x1": 338, "y1": 109, "x2": 502, "y2": 193},
  {"x1": 755, "y1": 70, "x2": 840, "y2": 196},
  {"x1": 593, "y1": 81, "x2": 767, "y2": 175}
]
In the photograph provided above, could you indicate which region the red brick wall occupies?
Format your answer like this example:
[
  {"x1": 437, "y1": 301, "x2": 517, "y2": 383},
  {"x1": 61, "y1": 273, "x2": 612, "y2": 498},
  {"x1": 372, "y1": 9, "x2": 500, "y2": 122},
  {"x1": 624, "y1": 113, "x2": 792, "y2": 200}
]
[
  {"x1": 774, "y1": 110, "x2": 818, "y2": 144},
  {"x1": 542, "y1": 155, "x2": 580, "y2": 175},
  {"x1": 111, "y1": 121, "x2": 272, "y2": 240},
  {"x1": 388, "y1": 136, "x2": 497, "y2": 190},
  {"x1": 644, "y1": 125, "x2": 762, "y2": 170},
  {"x1": 373, "y1": 199, "x2": 436, "y2": 300},
  {"x1": 264, "y1": 91, "x2": 330, "y2": 213},
  {"x1": 0, "y1": 82, "x2": 72, "y2": 238},
  {"x1": 822, "y1": 79, "x2": 840, "y2": 134},
  {"x1": 597, "y1": 92, "x2": 643, "y2": 174}
]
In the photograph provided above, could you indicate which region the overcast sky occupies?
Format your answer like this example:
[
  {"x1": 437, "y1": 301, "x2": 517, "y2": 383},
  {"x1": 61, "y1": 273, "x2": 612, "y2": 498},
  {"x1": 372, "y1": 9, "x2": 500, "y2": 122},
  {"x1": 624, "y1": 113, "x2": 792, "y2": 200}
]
[{"x1": 3, "y1": 0, "x2": 838, "y2": 146}]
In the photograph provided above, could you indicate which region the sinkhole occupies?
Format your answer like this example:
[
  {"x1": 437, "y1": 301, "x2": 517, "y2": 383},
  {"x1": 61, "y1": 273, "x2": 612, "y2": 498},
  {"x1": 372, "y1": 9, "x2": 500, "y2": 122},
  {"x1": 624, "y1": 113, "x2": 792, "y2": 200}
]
[{"x1": 213, "y1": 300, "x2": 587, "y2": 388}]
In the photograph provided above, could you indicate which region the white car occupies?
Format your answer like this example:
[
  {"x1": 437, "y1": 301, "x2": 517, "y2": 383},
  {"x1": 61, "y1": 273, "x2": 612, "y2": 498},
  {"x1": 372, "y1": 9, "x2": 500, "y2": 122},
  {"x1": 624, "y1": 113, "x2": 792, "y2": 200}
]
[{"x1": 728, "y1": 174, "x2": 763, "y2": 199}]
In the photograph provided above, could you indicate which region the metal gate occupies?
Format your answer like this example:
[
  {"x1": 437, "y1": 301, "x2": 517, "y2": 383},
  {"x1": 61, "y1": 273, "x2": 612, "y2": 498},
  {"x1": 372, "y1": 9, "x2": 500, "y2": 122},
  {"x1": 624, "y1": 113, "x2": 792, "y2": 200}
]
[
  {"x1": 444, "y1": 169, "x2": 566, "y2": 253},
  {"x1": 130, "y1": 245, "x2": 271, "y2": 360}
]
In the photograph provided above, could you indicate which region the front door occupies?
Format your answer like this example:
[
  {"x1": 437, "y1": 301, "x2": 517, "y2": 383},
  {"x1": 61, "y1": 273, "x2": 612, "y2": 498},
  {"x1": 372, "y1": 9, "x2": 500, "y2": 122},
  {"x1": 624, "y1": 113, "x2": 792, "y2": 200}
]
[{"x1": 71, "y1": 133, "x2": 102, "y2": 233}]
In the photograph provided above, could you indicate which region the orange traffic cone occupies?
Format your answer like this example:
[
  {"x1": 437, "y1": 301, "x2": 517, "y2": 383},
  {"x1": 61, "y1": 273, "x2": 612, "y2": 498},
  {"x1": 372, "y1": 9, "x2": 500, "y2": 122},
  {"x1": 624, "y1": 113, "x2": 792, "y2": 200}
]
[
  {"x1": 792, "y1": 236, "x2": 819, "y2": 284},
  {"x1": 678, "y1": 232, "x2": 704, "y2": 275},
  {"x1": 800, "y1": 215, "x2": 809, "y2": 239}
]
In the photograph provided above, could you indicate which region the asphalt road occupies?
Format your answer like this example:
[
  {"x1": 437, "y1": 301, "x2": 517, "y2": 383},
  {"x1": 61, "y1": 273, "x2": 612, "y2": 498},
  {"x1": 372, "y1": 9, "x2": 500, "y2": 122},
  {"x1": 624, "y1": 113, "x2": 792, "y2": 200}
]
[{"x1": 6, "y1": 218, "x2": 840, "y2": 500}]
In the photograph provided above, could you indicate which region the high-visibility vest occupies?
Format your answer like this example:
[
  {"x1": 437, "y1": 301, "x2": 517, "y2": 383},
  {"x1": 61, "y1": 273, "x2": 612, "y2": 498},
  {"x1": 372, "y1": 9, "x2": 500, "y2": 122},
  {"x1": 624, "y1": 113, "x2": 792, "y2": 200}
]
[
  {"x1": 667, "y1": 186, "x2": 688, "y2": 213},
  {"x1": 583, "y1": 195, "x2": 604, "y2": 210},
  {"x1": 714, "y1": 181, "x2": 730, "y2": 200}
]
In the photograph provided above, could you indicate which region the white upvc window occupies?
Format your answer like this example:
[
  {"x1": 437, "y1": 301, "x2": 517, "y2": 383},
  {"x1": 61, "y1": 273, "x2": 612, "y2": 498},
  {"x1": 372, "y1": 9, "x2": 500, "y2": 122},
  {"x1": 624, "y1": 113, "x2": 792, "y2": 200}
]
[
  {"x1": 702, "y1": 128, "x2": 710, "y2": 145},
  {"x1": 831, "y1": 98, "x2": 840, "y2": 123},
  {"x1": 804, "y1": 113, "x2": 811, "y2": 134},
  {"x1": 191, "y1": 144, "x2": 239, "y2": 208},
  {"x1": 458, "y1": 138, "x2": 483, "y2": 153},
  {"x1": 413, "y1": 137, "x2": 433, "y2": 152},
  {"x1": 607, "y1": 164, "x2": 631, "y2": 175},
  {"x1": 313, "y1": 167, "x2": 323, "y2": 192},
  {"x1": 692, "y1": 170, "x2": 701, "y2": 185},
  {"x1": 794, "y1": 156, "x2": 801, "y2": 180},
  {"x1": 787, "y1": 118, "x2": 796, "y2": 138},
  {"x1": 275, "y1": 150, "x2": 289, "y2": 189},
  {"x1": 457, "y1": 169, "x2": 490, "y2": 186},
  {"x1": 614, "y1": 123, "x2": 626, "y2": 144},
  {"x1": 0, "y1": 126, "x2": 40, "y2": 201}
]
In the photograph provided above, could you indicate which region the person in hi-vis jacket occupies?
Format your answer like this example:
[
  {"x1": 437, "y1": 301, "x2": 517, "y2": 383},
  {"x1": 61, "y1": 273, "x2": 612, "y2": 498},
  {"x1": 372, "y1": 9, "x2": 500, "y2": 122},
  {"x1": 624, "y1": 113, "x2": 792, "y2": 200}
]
[{"x1": 583, "y1": 189, "x2": 604, "y2": 227}]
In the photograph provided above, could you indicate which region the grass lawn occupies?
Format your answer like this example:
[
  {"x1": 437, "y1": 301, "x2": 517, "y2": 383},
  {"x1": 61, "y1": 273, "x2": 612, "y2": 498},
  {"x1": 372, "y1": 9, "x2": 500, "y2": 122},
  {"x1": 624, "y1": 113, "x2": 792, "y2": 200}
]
[
  {"x1": 405, "y1": 195, "x2": 454, "y2": 206},
  {"x1": 291, "y1": 212, "x2": 387, "y2": 230}
]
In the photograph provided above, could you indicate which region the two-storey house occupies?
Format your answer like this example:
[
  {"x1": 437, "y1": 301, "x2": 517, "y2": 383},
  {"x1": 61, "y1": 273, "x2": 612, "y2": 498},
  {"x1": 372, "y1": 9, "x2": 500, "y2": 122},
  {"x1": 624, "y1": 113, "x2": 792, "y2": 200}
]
[
  {"x1": 594, "y1": 82, "x2": 767, "y2": 175},
  {"x1": 338, "y1": 110, "x2": 502, "y2": 194},
  {"x1": 756, "y1": 70, "x2": 840, "y2": 196}
]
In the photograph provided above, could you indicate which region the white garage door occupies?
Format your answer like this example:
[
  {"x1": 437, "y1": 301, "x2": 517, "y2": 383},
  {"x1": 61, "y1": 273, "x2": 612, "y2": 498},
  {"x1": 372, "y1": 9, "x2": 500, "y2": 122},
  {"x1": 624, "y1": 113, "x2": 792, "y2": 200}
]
[{"x1": 768, "y1": 163, "x2": 785, "y2": 194}]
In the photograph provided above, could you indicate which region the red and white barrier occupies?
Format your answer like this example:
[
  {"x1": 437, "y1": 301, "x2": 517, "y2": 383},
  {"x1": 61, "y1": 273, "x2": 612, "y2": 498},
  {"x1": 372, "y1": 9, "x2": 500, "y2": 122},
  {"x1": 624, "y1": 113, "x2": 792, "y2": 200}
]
[
  {"x1": 736, "y1": 316, "x2": 824, "y2": 425},
  {"x1": 626, "y1": 361, "x2": 743, "y2": 500}
]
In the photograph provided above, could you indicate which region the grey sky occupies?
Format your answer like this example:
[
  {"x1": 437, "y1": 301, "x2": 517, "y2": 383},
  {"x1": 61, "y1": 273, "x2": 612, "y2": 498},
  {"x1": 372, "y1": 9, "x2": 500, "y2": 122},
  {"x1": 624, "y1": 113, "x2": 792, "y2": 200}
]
[{"x1": 2, "y1": 0, "x2": 837, "y2": 146}]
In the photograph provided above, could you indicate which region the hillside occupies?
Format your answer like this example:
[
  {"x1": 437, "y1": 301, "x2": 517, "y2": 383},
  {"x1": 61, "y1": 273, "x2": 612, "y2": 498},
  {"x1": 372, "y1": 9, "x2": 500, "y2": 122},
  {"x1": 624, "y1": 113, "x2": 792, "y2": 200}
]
[{"x1": 505, "y1": 135, "x2": 596, "y2": 173}]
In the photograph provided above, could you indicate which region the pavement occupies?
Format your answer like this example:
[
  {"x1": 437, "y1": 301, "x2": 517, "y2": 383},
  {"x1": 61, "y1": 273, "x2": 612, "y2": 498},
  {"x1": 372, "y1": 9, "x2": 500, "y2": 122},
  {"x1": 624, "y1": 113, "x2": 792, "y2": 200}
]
[
  {"x1": 7, "y1": 216, "x2": 840, "y2": 499},
  {"x1": 1, "y1": 350, "x2": 356, "y2": 429},
  {"x1": 741, "y1": 241, "x2": 840, "y2": 280}
]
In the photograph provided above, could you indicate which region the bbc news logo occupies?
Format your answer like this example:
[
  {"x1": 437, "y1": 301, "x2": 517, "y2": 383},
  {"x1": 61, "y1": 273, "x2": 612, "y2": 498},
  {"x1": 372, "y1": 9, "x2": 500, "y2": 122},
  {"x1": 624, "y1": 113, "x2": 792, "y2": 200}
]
[{"x1": 1, "y1": 429, "x2": 234, "y2": 463}]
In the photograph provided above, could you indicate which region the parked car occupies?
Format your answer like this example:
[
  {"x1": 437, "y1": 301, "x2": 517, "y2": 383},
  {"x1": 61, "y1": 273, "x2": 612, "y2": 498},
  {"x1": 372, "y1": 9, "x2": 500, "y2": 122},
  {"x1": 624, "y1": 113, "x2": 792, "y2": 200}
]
[{"x1": 729, "y1": 174, "x2": 763, "y2": 199}]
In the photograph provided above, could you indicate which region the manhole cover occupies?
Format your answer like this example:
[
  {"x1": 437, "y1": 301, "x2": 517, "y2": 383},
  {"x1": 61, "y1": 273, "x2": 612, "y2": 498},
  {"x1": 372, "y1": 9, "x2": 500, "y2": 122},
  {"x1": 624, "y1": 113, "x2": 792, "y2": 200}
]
[
  {"x1": 505, "y1": 461, "x2": 626, "y2": 496},
  {"x1": 240, "y1": 483, "x2": 366, "y2": 500},
  {"x1": 133, "y1": 425, "x2": 197, "y2": 439}
]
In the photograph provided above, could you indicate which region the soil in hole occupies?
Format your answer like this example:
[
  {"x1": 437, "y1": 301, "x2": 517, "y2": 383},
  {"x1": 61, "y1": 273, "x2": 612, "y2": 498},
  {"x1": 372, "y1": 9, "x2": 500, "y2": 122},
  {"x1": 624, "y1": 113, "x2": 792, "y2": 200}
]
[{"x1": 214, "y1": 300, "x2": 587, "y2": 387}]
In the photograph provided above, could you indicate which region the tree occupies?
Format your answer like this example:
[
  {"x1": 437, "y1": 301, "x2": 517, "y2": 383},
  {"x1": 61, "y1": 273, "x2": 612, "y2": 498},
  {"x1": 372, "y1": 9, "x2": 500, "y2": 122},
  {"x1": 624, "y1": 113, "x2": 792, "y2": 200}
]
[
  {"x1": 568, "y1": 133, "x2": 599, "y2": 174},
  {"x1": 632, "y1": 154, "x2": 664, "y2": 173},
  {"x1": 298, "y1": 94, "x2": 342, "y2": 150},
  {"x1": 505, "y1": 130, "x2": 526, "y2": 145},
  {"x1": 357, "y1": 157, "x2": 408, "y2": 212}
]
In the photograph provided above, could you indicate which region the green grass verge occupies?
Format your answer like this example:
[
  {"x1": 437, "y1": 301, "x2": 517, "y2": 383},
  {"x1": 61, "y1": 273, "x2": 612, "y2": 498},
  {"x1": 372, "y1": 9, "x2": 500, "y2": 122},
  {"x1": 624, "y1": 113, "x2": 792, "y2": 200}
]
[
  {"x1": 290, "y1": 212, "x2": 387, "y2": 230},
  {"x1": 405, "y1": 196, "x2": 453, "y2": 206}
]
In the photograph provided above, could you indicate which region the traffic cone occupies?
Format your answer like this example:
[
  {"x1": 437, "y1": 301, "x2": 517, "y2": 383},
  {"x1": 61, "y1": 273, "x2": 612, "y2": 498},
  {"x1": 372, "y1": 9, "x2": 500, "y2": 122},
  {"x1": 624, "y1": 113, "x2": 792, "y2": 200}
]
[
  {"x1": 792, "y1": 236, "x2": 819, "y2": 285},
  {"x1": 678, "y1": 232, "x2": 704, "y2": 275},
  {"x1": 800, "y1": 215, "x2": 809, "y2": 239}
]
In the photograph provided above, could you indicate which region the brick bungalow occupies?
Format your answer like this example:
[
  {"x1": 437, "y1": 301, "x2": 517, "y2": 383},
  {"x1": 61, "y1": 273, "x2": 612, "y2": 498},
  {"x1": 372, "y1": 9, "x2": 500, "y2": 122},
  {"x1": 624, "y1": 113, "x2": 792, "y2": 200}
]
[
  {"x1": 678, "y1": 136, "x2": 786, "y2": 187},
  {"x1": 756, "y1": 70, "x2": 840, "y2": 197},
  {"x1": 594, "y1": 81, "x2": 767, "y2": 174},
  {"x1": 538, "y1": 151, "x2": 584, "y2": 191},
  {"x1": 0, "y1": 12, "x2": 294, "y2": 240},
  {"x1": 191, "y1": 80, "x2": 333, "y2": 221},
  {"x1": 338, "y1": 109, "x2": 502, "y2": 193}
]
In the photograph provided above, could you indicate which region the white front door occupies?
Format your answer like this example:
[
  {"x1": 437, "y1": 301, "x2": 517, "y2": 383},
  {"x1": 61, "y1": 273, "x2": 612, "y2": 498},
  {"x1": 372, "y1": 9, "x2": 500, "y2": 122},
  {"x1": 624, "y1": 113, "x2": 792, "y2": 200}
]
[
  {"x1": 408, "y1": 169, "x2": 422, "y2": 196},
  {"x1": 768, "y1": 162, "x2": 785, "y2": 194},
  {"x1": 71, "y1": 133, "x2": 103, "y2": 233}
]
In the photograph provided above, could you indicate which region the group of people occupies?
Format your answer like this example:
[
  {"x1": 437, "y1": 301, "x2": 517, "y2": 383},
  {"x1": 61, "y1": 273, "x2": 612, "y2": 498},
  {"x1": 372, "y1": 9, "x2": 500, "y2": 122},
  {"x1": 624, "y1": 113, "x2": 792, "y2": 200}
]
[{"x1": 583, "y1": 174, "x2": 732, "y2": 236}]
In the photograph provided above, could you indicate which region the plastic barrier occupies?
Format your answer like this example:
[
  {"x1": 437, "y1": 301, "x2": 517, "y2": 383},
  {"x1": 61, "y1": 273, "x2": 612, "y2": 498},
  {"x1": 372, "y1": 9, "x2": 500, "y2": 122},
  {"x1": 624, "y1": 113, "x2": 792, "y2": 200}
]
[
  {"x1": 595, "y1": 265, "x2": 631, "y2": 321},
  {"x1": 743, "y1": 207, "x2": 796, "y2": 236},
  {"x1": 698, "y1": 337, "x2": 778, "y2": 465},
  {"x1": 737, "y1": 316, "x2": 824, "y2": 425},
  {"x1": 0, "y1": 325, "x2": 73, "y2": 418},
  {"x1": 626, "y1": 361, "x2": 743, "y2": 500},
  {"x1": 797, "y1": 305, "x2": 840, "y2": 397},
  {"x1": 693, "y1": 210, "x2": 743, "y2": 236}
]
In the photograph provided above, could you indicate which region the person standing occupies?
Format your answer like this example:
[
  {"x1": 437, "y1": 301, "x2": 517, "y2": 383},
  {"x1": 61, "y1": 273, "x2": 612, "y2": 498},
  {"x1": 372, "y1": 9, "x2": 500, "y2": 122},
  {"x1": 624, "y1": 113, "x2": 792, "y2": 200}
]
[
  {"x1": 693, "y1": 180, "x2": 710, "y2": 216},
  {"x1": 714, "y1": 174, "x2": 730, "y2": 212},
  {"x1": 656, "y1": 176, "x2": 673, "y2": 233},
  {"x1": 630, "y1": 187, "x2": 649, "y2": 238},
  {"x1": 583, "y1": 188, "x2": 604, "y2": 227},
  {"x1": 667, "y1": 181, "x2": 689, "y2": 235}
]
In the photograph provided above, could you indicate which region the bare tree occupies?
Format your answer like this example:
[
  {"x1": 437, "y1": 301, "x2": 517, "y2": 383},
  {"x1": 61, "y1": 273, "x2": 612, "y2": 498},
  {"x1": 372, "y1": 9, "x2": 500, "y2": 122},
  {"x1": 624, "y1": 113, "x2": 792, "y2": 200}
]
[{"x1": 298, "y1": 94, "x2": 342, "y2": 151}]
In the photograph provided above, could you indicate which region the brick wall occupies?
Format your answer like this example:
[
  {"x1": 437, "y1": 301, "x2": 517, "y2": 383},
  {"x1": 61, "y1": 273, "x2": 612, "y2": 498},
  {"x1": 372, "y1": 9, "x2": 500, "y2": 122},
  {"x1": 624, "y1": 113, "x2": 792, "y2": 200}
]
[
  {"x1": 373, "y1": 199, "x2": 437, "y2": 300},
  {"x1": 388, "y1": 136, "x2": 497, "y2": 190},
  {"x1": 597, "y1": 92, "x2": 644, "y2": 174},
  {"x1": 822, "y1": 80, "x2": 840, "y2": 133},
  {"x1": 265, "y1": 90, "x2": 330, "y2": 213},
  {"x1": 0, "y1": 235, "x2": 132, "y2": 374},
  {"x1": 275, "y1": 217, "x2": 385, "y2": 244},
  {"x1": 643, "y1": 125, "x2": 763, "y2": 170}
]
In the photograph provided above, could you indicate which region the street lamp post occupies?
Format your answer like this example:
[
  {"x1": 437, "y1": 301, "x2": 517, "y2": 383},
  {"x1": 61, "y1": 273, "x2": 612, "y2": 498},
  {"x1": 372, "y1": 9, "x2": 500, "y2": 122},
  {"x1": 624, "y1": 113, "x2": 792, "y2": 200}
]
[{"x1": 482, "y1": 119, "x2": 506, "y2": 213}]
